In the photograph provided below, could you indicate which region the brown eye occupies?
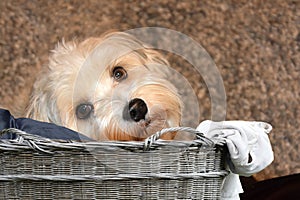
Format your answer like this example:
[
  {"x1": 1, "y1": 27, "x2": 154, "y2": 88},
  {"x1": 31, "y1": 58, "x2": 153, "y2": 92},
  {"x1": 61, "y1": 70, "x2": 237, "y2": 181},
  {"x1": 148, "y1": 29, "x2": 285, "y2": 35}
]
[
  {"x1": 112, "y1": 66, "x2": 127, "y2": 81},
  {"x1": 76, "y1": 104, "x2": 93, "y2": 119}
]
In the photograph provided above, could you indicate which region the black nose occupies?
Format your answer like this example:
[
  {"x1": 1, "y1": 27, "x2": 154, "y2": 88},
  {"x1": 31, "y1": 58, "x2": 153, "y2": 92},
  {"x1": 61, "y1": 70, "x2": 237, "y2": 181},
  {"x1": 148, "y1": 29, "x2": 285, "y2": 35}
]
[{"x1": 128, "y1": 98, "x2": 148, "y2": 122}]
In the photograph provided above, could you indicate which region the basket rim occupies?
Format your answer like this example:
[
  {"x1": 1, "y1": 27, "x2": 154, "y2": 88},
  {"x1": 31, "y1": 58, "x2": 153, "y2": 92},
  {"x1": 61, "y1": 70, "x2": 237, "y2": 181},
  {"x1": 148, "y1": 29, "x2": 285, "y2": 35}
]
[{"x1": 0, "y1": 127, "x2": 224, "y2": 153}]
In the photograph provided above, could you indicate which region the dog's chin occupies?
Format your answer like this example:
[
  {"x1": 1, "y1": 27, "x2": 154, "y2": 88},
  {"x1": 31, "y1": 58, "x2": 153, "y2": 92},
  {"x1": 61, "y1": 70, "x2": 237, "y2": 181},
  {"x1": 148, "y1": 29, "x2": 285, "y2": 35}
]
[
  {"x1": 128, "y1": 106, "x2": 175, "y2": 140},
  {"x1": 109, "y1": 115, "x2": 176, "y2": 141},
  {"x1": 136, "y1": 117, "x2": 168, "y2": 139}
]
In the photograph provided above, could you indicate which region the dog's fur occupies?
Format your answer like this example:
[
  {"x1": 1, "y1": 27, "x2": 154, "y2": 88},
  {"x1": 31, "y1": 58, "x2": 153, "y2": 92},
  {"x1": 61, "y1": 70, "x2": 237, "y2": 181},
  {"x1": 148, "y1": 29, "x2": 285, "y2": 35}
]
[{"x1": 26, "y1": 32, "x2": 182, "y2": 141}]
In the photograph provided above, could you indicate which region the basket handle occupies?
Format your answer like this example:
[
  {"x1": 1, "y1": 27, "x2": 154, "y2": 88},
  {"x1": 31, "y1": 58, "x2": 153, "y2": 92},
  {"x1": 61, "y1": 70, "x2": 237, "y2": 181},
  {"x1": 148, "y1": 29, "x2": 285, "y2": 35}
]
[{"x1": 143, "y1": 127, "x2": 214, "y2": 151}]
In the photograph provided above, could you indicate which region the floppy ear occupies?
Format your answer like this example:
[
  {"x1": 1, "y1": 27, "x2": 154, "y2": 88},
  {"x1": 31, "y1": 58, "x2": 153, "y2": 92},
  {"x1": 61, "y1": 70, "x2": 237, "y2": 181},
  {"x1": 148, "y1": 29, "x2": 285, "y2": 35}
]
[
  {"x1": 25, "y1": 71, "x2": 61, "y2": 124},
  {"x1": 140, "y1": 48, "x2": 173, "y2": 78},
  {"x1": 26, "y1": 39, "x2": 78, "y2": 124}
]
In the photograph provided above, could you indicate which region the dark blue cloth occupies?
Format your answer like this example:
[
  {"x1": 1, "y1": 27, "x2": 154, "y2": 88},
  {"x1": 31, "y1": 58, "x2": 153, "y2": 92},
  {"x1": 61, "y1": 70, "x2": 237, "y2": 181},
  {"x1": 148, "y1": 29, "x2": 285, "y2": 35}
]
[{"x1": 0, "y1": 109, "x2": 93, "y2": 141}]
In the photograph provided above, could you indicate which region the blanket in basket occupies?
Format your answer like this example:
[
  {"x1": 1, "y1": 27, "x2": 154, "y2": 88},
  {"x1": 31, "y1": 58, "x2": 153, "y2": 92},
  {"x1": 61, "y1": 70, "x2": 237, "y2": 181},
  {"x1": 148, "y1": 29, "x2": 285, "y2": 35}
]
[{"x1": 0, "y1": 109, "x2": 92, "y2": 141}]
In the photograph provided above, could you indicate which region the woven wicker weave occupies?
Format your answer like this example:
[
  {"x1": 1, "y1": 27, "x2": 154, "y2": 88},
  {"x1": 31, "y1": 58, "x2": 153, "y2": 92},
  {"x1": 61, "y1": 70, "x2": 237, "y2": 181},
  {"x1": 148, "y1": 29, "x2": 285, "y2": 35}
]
[{"x1": 0, "y1": 127, "x2": 228, "y2": 200}]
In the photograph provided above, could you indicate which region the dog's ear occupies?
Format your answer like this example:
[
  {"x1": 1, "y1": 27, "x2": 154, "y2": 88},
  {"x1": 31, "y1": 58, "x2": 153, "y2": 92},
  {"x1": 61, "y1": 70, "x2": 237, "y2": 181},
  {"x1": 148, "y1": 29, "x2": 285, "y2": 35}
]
[
  {"x1": 26, "y1": 40, "x2": 78, "y2": 123},
  {"x1": 141, "y1": 48, "x2": 172, "y2": 78},
  {"x1": 25, "y1": 71, "x2": 62, "y2": 124}
]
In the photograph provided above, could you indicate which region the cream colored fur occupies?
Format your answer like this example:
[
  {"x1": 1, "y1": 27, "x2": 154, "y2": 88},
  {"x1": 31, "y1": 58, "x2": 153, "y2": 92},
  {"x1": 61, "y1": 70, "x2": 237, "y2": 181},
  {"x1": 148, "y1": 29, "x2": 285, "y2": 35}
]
[{"x1": 26, "y1": 32, "x2": 182, "y2": 141}]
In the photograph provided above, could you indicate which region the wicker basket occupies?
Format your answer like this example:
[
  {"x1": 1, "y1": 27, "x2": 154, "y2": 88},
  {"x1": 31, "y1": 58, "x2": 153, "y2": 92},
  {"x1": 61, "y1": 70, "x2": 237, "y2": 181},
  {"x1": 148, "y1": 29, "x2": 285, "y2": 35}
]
[{"x1": 0, "y1": 127, "x2": 228, "y2": 200}]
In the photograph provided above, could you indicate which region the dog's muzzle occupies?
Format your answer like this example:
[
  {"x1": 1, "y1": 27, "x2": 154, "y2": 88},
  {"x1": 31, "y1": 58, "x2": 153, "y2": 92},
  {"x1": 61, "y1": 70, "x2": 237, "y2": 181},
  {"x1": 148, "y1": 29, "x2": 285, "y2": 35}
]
[{"x1": 123, "y1": 98, "x2": 148, "y2": 122}]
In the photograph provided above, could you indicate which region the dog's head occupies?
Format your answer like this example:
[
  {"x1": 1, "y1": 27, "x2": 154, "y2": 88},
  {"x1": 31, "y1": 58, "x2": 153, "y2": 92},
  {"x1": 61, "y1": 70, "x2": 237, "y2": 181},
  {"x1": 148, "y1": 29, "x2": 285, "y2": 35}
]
[{"x1": 26, "y1": 32, "x2": 182, "y2": 141}]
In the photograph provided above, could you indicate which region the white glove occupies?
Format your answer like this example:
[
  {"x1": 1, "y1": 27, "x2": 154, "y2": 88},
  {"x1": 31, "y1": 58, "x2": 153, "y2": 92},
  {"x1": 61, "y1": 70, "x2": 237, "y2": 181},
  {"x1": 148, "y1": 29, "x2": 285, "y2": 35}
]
[
  {"x1": 197, "y1": 120, "x2": 274, "y2": 176},
  {"x1": 197, "y1": 120, "x2": 274, "y2": 200}
]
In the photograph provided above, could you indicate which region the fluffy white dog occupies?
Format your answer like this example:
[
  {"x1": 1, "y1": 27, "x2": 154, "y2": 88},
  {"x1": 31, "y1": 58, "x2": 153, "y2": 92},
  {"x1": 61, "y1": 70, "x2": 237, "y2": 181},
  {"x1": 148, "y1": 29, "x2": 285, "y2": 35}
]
[{"x1": 26, "y1": 32, "x2": 182, "y2": 141}]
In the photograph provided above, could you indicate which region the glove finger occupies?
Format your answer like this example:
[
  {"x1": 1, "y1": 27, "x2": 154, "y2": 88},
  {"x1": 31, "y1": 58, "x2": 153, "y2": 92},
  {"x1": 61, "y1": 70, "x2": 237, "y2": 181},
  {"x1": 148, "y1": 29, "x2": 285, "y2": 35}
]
[{"x1": 225, "y1": 132, "x2": 249, "y2": 164}]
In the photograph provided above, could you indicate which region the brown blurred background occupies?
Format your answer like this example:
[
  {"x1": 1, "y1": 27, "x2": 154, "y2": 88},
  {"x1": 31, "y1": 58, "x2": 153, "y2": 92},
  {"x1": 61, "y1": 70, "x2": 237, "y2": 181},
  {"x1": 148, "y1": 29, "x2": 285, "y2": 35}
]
[{"x1": 0, "y1": 0, "x2": 299, "y2": 181}]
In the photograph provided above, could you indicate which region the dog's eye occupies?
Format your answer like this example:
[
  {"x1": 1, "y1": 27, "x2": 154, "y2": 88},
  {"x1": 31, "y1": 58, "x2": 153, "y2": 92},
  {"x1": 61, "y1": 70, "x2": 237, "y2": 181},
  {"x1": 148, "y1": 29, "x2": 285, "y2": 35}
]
[
  {"x1": 112, "y1": 66, "x2": 127, "y2": 81},
  {"x1": 76, "y1": 104, "x2": 94, "y2": 119}
]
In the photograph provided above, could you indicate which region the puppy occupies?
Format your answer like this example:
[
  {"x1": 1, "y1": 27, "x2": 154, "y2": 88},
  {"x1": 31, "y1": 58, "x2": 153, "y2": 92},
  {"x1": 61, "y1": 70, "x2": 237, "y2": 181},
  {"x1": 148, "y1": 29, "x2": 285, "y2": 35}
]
[{"x1": 26, "y1": 32, "x2": 182, "y2": 141}]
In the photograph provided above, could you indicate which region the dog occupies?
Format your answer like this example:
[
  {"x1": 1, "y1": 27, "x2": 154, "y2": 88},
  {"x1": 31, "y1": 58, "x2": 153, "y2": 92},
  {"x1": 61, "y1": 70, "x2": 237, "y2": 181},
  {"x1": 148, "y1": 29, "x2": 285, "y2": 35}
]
[{"x1": 26, "y1": 32, "x2": 182, "y2": 141}]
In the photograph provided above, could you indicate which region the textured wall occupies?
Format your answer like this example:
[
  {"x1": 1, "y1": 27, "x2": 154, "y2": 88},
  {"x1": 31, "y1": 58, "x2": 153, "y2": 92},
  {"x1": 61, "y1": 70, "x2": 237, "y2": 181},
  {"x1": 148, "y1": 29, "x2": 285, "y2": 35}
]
[{"x1": 0, "y1": 0, "x2": 299, "y2": 180}]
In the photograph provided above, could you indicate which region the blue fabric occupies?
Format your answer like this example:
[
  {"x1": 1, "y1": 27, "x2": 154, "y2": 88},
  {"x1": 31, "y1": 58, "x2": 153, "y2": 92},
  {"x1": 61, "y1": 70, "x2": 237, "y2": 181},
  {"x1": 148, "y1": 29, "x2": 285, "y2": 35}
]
[{"x1": 0, "y1": 109, "x2": 93, "y2": 141}]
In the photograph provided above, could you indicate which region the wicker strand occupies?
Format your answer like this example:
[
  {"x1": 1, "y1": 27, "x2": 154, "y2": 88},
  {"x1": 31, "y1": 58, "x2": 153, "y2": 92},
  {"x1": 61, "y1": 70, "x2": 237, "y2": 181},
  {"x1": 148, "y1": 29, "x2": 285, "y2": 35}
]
[
  {"x1": 143, "y1": 127, "x2": 214, "y2": 151},
  {"x1": 1, "y1": 128, "x2": 53, "y2": 142},
  {"x1": 0, "y1": 171, "x2": 228, "y2": 182},
  {"x1": 1, "y1": 128, "x2": 55, "y2": 154}
]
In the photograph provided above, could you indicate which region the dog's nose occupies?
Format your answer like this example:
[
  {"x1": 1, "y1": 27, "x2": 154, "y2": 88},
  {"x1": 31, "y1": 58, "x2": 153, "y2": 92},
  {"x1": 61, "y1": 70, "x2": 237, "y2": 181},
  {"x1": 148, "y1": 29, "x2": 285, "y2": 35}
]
[{"x1": 128, "y1": 98, "x2": 148, "y2": 122}]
